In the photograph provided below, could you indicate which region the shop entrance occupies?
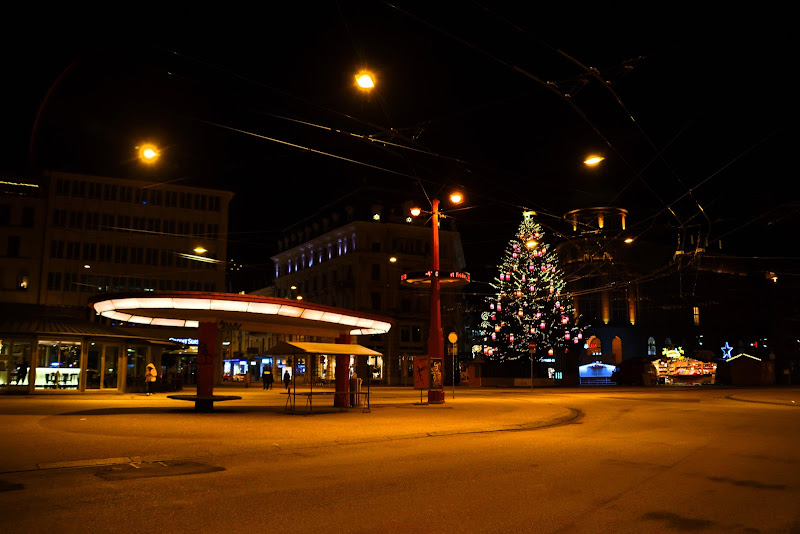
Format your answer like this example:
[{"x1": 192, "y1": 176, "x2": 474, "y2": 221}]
[{"x1": 86, "y1": 343, "x2": 122, "y2": 390}]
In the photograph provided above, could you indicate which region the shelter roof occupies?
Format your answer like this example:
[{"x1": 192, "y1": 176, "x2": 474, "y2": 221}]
[
  {"x1": 89, "y1": 291, "x2": 393, "y2": 337},
  {"x1": 264, "y1": 341, "x2": 382, "y2": 356}
]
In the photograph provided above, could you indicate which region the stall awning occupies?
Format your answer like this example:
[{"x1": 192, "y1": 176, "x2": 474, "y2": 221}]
[{"x1": 263, "y1": 341, "x2": 382, "y2": 357}]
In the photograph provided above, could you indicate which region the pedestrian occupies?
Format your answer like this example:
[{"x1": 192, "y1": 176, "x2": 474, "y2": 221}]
[
  {"x1": 263, "y1": 368, "x2": 273, "y2": 390},
  {"x1": 16, "y1": 360, "x2": 28, "y2": 385},
  {"x1": 145, "y1": 363, "x2": 158, "y2": 396},
  {"x1": 283, "y1": 370, "x2": 291, "y2": 391},
  {"x1": 244, "y1": 371, "x2": 250, "y2": 388}
]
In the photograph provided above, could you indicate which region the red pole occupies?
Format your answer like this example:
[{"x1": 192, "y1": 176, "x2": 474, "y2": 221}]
[
  {"x1": 196, "y1": 322, "x2": 217, "y2": 411},
  {"x1": 334, "y1": 334, "x2": 351, "y2": 408},
  {"x1": 428, "y1": 199, "x2": 444, "y2": 403}
]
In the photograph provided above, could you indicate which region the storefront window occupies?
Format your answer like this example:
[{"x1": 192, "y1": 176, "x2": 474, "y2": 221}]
[
  {"x1": 1, "y1": 340, "x2": 33, "y2": 387},
  {"x1": 104, "y1": 346, "x2": 119, "y2": 388},
  {"x1": 0, "y1": 339, "x2": 8, "y2": 386},
  {"x1": 36, "y1": 340, "x2": 81, "y2": 389},
  {"x1": 126, "y1": 346, "x2": 147, "y2": 391},
  {"x1": 86, "y1": 343, "x2": 102, "y2": 389},
  {"x1": 368, "y1": 356, "x2": 383, "y2": 379}
]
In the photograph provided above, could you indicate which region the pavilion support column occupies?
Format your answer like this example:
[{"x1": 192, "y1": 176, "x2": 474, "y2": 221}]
[
  {"x1": 196, "y1": 322, "x2": 218, "y2": 412},
  {"x1": 334, "y1": 334, "x2": 351, "y2": 408}
]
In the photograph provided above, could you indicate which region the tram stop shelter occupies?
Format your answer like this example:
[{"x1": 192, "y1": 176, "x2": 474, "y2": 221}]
[
  {"x1": 89, "y1": 292, "x2": 393, "y2": 411},
  {"x1": 265, "y1": 341, "x2": 381, "y2": 413}
]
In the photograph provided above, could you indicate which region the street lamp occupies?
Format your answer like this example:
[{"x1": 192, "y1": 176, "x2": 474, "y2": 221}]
[
  {"x1": 137, "y1": 143, "x2": 160, "y2": 165},
  {"x1": 354, "y1": 70, "x2": 376, "y2": 91},
  {"x1": 410, "y1": 191, "x2": 463, "y2": 404},
  {"x1": 583, "y1": 155, "x2": 604, "y2": 166}
]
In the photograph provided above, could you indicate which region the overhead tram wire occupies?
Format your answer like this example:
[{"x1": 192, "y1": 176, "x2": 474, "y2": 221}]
[
  {"x1": 384, "y1": 2, "x2": 687, "y2": 230},
  {"x1": 473, "y1": 2, "x2": 704, "y2": 227},
  {"x1": 156, "y1": 31, "x2": 600, "y2": 231}
]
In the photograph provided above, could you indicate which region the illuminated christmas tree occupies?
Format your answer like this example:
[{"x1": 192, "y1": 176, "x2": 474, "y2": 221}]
[{"x1": 479, "y1": 211, "x2": 582, "y2": 361}]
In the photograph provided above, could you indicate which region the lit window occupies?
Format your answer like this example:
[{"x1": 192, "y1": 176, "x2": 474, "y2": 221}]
[{"x1": 693, "y1": 306, "x2": 700, "y2": 326}]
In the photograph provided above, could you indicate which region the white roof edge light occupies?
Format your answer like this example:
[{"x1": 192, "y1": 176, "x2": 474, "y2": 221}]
[
  {"x1": 321, "y1": 312, "x2": 343, "y2": 323},
  {"x1": 93, "y1": 300, "x2": 114, "y2": 313},
  {"x1": 110, "y1": 298, "x2": 142, "y2": 310},
  {"x1": 151, "y1": 318, "x2": 186, "y2": 327},
  {"x1": 210, "y1": 299, "x2": 249, "y2": 312},
  {"x1": 246, "y1": 302, "x2": 281, "y2": 314},
  {"x1": 277, "y1": 305, "x2": 303, "y2": 317},
  {"x1": 91, "y1": 295, "x2": 391, "y2": 333},
  {"x1": 339, "y1": 315, "x2": 359, "y2": 326},
  {"x1": 102, "y1": 311, "x2": 132, "y2": 322},
  {"x1": 173, "y1": 298, "x2": 211, "y2": 310},
  {"x1": 301, "y1": 309, "x2": 325, "y2": 320},
  {"x1": 139, "y1": 298, "x2": 175, "y2": 309}
]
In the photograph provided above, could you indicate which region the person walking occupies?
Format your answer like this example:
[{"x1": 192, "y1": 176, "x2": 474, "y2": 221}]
[
  {"x1": 283, "y1": 370, "x2": 291, "y2": 391},
  {"x1": 145, "y1": 363, "x2": 158, "y2": 396},
  {"x1": 263, "y1": 368, "x2": 273, "y2": 390}
]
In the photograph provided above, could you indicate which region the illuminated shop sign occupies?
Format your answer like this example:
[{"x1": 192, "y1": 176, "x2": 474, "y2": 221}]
[
  {"x1": 662, "y1": 346, "x2": 685, "y2": 359},
  {"x1": 169, "y1": 337, "x2": 198, "y2": 345},
  {"x1": 400, "y1": 271, "x2": 471, "y2": 285}
]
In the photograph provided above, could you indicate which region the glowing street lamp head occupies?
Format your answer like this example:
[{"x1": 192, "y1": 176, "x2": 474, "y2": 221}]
[
  {"x1": 449, "y1": 191, "x2": 463, "y2": 204},
  {"x1": 410, "y1": 207, "x2": 422, "y2": 217},
  {"x1": 137, "y1": 143, "x2": 160, "y2": 164},
  {"x1": 584, "y1": 155, "x2": 605, "y2": 166},
  {"x1": 194, "y1": 247, "x2": 207, "y2": 254},
  {"x1": 355, "y1": 70, "x2": 375, "y2": 90}
]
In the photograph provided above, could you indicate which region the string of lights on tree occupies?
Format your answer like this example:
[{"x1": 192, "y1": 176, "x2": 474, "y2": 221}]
[{"x1": 478, "y1": 211, "x2": 583, "y2": 361}]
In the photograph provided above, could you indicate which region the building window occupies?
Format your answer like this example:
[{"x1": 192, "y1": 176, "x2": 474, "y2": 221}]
[
  {"x1": 53, "y1": 210, "x2": 67, "y2": 227},
  {"x1": 66, "y1": 241, "x2": 80, "y2": 260},
  {"x1": 371, "y1": 292, "x2": 381, "y2": 310},
  {"x1": 50, "y1": 240, "x2": 64, "y2": 258},
  {"x1": 371, "y1": 264, "x2": 381, "y2": 281},
  {"x1": 22, "y1": 206, "x2": 35, "y2": 227},
  {"x1": 71, "y1": 180, "x2": 86, "y2": 197},
  {"x1": 104, "y1": 184, "x2": 117, "y2": 201},
  {"x1": 693, "y1": 306, "x2": 700, "y2": 326},
  {"x1": 8, "y1": 236, "x2": 20, "y2": 257},
  {"x1": 114, "y1": 246, "x2": 128, "y2": 263},
  {"x1": 85, "y1": 212, "x2": 99, "y2": 230},
  {"x1": 98, "y1": 244, "x2": 112, "y2": 262},
  {"x1": 47, "y1": 272, "x2": 62, "y2": 290},
  {"x1": 117, "y1": 215, "x2": 130, "y2": 231},
  {"x1": 56, "y1": 179, "x2": 70, "y2": 196},
  {"x1": 400, "y1": 326, "x2": 410, "y2": 343},
  {"x1": 411, "y1": 326, "x2": 422, "y2": 343},
  {"x1": 83, "y1": 243, "x2": 96, "y2": 261}
]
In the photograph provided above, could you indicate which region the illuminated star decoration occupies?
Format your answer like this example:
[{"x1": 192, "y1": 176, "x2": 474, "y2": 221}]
[{"x1": 721, "y1": 342, "x2": 733, "y2": 359}]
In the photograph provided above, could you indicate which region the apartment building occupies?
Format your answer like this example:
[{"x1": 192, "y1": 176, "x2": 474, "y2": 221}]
[{"x1": 0, "y1": 170, "x2": 233, "y2": 392}]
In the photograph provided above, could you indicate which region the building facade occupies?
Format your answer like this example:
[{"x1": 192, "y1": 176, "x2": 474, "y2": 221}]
[
  {"x1": 268, "y1": 192, "x2": 467, "y2": 385},
  {"x1": 0, "y1": 171, "x2": 234, "y2": 393}
]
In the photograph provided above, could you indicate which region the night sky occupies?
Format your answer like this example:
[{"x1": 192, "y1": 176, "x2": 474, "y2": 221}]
[{"x1": 2, "y1": 4, "x2": 795, "y2": 289}]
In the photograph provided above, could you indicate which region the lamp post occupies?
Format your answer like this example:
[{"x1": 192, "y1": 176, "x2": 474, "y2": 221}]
[{"x1": 409, "y1": 193, "x2": 463, "y2": 404}]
